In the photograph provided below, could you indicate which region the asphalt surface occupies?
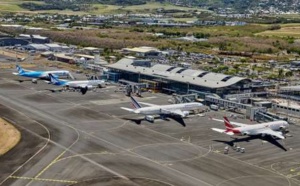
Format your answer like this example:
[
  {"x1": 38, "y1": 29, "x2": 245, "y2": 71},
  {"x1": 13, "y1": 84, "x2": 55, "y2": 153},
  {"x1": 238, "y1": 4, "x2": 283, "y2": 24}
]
[{"x1": 0, "y1": 67, "x2": 300, "y2": 186}]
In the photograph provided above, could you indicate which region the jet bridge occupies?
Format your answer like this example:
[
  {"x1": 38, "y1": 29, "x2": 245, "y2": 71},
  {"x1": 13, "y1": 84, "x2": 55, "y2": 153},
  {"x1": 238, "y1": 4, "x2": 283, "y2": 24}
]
[
  {"x1": 117, "y1": 79, "x2": 148, "y2": 97},
  {"x1": 205, "y1": 95, "x2": 250, "y2": 110},
  {"x1": 255, "y1": 111, "x2": 288, "y2": 122},
  {"x1": 171, "y1": 94, "x2": 198, "y2": 104}
]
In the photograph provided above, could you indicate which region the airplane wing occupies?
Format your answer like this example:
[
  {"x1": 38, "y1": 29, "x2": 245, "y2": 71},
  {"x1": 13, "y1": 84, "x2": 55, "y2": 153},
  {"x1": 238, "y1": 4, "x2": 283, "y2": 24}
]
[
  {"x1": 120, "y1": 107, "x2": 139, "y2": 114},
  {"x1": 139, "y1": 102, "x2": 158, "y2": 107},
  {"x1": 212, "y1": 118, "x2": 247, "y2": 127},
  {"x1": 257, "y1": 128, "x2": 285, "y2": 139},
  {"x1": 161, "y1": 109, "x2": 186, "y2": 117},
  {"x1": 211, "y1": 128, "x2": 235, "y2": 135}
]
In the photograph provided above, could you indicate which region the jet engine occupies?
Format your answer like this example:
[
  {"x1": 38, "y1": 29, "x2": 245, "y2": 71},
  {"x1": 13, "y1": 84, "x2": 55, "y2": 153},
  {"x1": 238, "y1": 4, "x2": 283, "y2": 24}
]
[
  {"x1": 242, "y1": 132, "x2": 249, "y2": 136},
  {"x1": 31, "y1": 79, "x2": 38, "y2": 84},
  {"x1": 80, "y1": 85, "x2": 93, "y2": 95},
  {"x1": 98, "y1": 83, "x2": 106, "y2": 88},
  {"x1": 182, "y1": 111, "x2": 189, "y2": 117},
  {"x1": 279, "y1": 126, "x2": 288, "y2": 133},
  {"x1": 145, "y1": 115, "x2": 155, "y2": 123},
  {"x1": 86, "y1": 85, "x2": 94, "y2": 90}
]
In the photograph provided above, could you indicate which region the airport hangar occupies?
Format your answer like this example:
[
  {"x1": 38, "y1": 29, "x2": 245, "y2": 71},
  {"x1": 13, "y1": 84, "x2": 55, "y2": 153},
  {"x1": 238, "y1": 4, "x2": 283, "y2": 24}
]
[{"x1": 106, "y1": 58, "x2": 253, "y2": 97}]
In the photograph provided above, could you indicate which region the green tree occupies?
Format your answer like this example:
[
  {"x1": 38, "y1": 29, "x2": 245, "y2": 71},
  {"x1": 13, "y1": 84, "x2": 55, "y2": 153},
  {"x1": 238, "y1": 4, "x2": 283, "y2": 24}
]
[{"x1": 278, "y1": 68, "x2": 284, "y2": 79}]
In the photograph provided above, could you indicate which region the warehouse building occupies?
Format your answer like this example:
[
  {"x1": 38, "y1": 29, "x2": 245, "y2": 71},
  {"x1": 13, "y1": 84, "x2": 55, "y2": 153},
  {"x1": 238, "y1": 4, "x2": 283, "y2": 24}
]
[
  {"x1": 122, "y1": 46, "x2": 162, "y2": 58},
  {"x1": 0, "y1": 37, "x2": 29, "y2": 46},
  {"x1": 45, "y1": 43, "x2": 63, "y2": 52},
  {"x1": 278, "y1": 85, "x2": 300, "y2": 101},
  {"x1": 18, "y1": 34, "x2": 50, "y2": 44},
  {"x1": 106, "y1": 58, "x2": 252, "y2": 96},
  {"x1": 25, "y1": 44, "x2": 49, "y2": 51}
]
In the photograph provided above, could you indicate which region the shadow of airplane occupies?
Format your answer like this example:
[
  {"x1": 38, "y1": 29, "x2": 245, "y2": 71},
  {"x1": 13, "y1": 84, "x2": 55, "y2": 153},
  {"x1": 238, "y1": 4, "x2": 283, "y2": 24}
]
[
  {"x1": 168, "y1": 115, "x2": 186, "y2": 127},
  {"x1": 122, "y1": 117, "x2": 143, "y2": 125},
  {"x1": 122, "y1": 115, "x2": 186, "y2": 127},
  {"x1": 44, "y1": 89, "x2": 63, "y2": 93},
  {"x1": 15, "y1": 79, "x2": 32, "y2": 83},
  {"x1": 213, "y1": 135, "x2": 287, "y2": 151}
]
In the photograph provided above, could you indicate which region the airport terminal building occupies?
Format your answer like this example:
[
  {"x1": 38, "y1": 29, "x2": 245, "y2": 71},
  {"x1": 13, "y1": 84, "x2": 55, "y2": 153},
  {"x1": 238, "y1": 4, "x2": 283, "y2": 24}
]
[{"x1": 107, "y1": 58, "x2": 252, "y2": 96}]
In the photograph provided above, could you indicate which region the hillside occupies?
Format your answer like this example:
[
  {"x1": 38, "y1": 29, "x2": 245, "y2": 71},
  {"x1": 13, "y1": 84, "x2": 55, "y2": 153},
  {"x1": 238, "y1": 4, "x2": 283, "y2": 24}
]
[
  {"x1": 2, "y1": 0, "x2": 300, "y2": 13},
  {"x1": 170, "y1": 0, "x2": 300, "y2": 13}
]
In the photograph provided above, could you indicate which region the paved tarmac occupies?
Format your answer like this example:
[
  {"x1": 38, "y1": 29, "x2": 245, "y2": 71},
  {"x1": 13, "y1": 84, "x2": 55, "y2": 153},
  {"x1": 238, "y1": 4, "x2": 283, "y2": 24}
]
[{"x1": 0, "y1": 67, "x2": 300, "y2": 186}]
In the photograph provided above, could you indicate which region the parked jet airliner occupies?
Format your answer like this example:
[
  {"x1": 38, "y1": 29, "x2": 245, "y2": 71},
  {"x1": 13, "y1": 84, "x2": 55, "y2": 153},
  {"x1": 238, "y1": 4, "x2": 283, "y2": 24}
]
[
  {"x1": 13, "y1": 65, "x2": 72, "y2": 83},
  {"x1": 121, "y1": 96, "x2": 203, "y2": 122},
  {"x1": 49, "y1": 73, "x2": 106, "y2": 95},
  {"x1": 212, "y1": 117, "x2": 289, "y2": 139}
]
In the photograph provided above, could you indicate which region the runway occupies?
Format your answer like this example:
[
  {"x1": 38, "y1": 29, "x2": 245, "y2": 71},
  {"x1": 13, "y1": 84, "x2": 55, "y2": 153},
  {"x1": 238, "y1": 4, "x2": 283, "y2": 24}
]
[{"x1": 0, "y1": 68, "x2": 300, "y2": 186}]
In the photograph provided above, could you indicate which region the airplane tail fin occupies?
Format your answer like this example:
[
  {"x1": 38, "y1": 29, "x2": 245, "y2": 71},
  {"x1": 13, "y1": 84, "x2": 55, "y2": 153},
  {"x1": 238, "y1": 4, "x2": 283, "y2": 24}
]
[
  {"x1": 130, "y1": 96, "x2": 142, "y2": 109},
  {"x1": 16, "y1": 65, "x2": 24, "y2": 74},
  {"x1": 224, "y1": 117, "x2": 234, "y2": 129},
  {"x1": 49, "y1": 73, "x2": 60, "y2": 84}
]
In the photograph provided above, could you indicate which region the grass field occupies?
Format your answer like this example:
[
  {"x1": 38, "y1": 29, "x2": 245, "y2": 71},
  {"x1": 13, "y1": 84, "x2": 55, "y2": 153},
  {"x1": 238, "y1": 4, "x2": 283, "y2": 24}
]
[
  {"x1": 0, "y1": 0, "x2": 45, "y2": 12},
  {"x1": 121, "y1": 2, "x2": 205, "y2": 11},
  {"x1": 0, "y1": 1, "x2": 208, "y2": 15},
  {"x1": 0, "y1": 0, "x2": 28, "y2": 12},
  {"x1": 0, "y1": 118, "x2": 21, "y2": 155},
  {"x1": 90, "y1": 2, "x2": 209, "y2": 15},
  {"x1": 256, "y1": 25, "x2": 300, "y2": 38}
]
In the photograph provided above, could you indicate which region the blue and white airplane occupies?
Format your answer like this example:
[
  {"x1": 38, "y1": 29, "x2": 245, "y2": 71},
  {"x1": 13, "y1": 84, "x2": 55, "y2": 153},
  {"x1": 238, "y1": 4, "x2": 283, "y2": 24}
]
[
  {"x1": 13, "y1": 65, "x2": 72, "y2": 83},
  {"x1": 48, "y1": 73, "x2": 106, "y2": 95}
]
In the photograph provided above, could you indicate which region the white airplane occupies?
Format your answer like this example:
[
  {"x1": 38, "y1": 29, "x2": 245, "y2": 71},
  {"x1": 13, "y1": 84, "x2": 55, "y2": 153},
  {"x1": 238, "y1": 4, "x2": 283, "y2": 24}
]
[
  {"x1": 48, "y1": 73, "x2": 106, "y2": 95},
  {"x1": 121, "y1": 96, "x2": 203, "y2": 122},
  {"x1": 211, "y1": 117, "x2": 289, "y2": 139},
  {"x1": 13, "y1": 65, "x2": 73, "y2": 83}
]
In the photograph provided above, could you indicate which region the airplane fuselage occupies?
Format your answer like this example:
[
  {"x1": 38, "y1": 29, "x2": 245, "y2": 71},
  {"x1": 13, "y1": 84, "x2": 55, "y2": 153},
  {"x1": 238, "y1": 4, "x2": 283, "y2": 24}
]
[
  {"x1": 56, "y1": 80, "x2": 105, "y2": 88},
  {"x1": 230, "y1": 120, "x2": 288, "y2": 136},
  {"x1": 18, "y1": 70, "x2": 69, "y2": 79},
  {"x1": 135, "y1": 102, "x2": 203, "y2": 115}
]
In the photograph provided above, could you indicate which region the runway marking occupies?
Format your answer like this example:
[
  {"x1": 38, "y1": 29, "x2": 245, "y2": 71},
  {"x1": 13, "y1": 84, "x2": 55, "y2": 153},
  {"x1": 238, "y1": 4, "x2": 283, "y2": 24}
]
[
  {"x1": 76, "y1": 130, "x2": 213, "y2": 186},
  {"x1": 0, "y1": 115, "x2": 51, "y2": 186},
  {"x1": 9, "y1": 176, "x2": 77, "y2": 184},
  {"x1": 28, "y1": 92, "x2": 215, "y2": 186},
  {"x1": 76, "y1": 176, "x2": 175, "y2": 186},
  {"x1": 3, "y1": 116, "x2": 80, "y2": 186},
  {"x1": 270, "y1": 161, "x2": 300, "y2": 182},
  {"x1": 55, "y1": 151, "x2": 119, "y2": 162},
  {"x1": 53, "y1": 151, "x2": 143, "y2": 165},
  {"x1": 126, "y1": 142, "x2": 211, "y2": 163},
  {"x1": 215, "y1": 175, "x2": 291, "y2": 186},
  {"x1": 33, "y1": 125, "x2": 80, "y2": 180},
  {"x1": 105, "y1": 120, "x2": 130, "y2": 132},
  {"x1": 210, "y1": 142, "x2": 294, "y2": 185},
  {"x1": 0, "y1": 94, "x2": 131, "y2": 184},
  {"x1": 52, "y1": 142, "x2": 209, "y2": 165},
  {"x1": 2, "y1": 80, "x2": 295, "y2": 186}
]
